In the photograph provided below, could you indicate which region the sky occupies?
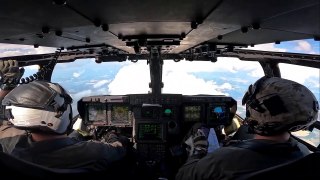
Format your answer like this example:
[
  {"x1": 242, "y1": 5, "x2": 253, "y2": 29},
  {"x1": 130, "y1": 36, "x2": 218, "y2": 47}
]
[{"x1": 0, "y1": 39, "x2": 319, "y2": 119}]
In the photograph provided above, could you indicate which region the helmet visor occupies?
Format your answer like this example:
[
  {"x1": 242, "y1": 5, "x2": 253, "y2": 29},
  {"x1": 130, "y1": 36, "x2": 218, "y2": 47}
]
[
  {"x1": 2, "y1": 82, "x2": 57, "y2": 110},
  {"x1": 6, "y1": 106, "x2": 47, "y2": 128}
]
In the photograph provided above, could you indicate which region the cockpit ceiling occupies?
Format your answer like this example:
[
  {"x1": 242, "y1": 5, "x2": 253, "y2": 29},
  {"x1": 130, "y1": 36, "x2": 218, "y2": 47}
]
[{"x1": 0, "y1": 0, "x2": 319, "y2": 54}]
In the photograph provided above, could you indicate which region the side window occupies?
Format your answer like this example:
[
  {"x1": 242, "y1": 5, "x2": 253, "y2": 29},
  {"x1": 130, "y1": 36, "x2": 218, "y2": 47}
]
[
  {"x1": 292, "y1": 128, "x2": 320, "y2": 148},
  {"x1": 51, "y1": 59, "x2": 137, "y2": 115}
]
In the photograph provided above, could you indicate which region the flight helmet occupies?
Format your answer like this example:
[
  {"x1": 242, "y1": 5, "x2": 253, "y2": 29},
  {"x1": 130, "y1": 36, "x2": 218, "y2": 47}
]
[
  {"x1": 242, "y1": 76, "x2": 319, "y2": 135},
  {"x1": 2, "y1": 80, "x2": 73, "y2": 134}
]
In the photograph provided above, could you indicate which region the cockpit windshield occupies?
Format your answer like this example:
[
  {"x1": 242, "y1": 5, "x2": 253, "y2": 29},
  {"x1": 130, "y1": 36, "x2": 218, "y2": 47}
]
[{"x1": 27, "y1": 40, "x2": 312, "y2": 120}]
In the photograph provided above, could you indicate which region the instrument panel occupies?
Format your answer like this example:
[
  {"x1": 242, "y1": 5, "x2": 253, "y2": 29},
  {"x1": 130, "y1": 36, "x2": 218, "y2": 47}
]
[
  {"x1": 78, "y1": 93, "x2": 236, "y2": 139},
  {"x1": 79, "y1": 95, "x2": 132, "y2": 127},
  {"x1": 77, "y1": 93, "x2": 236, "y2": 167}
]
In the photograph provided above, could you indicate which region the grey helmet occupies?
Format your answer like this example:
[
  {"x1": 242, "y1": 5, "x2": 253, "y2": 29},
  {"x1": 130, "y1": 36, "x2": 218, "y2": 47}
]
[
  {"x1": 2, "y1": 80, "x2": 73, "y2": 134},
  {"x1": 242, "y1": 76, "x2": 319, "y2": 135}
]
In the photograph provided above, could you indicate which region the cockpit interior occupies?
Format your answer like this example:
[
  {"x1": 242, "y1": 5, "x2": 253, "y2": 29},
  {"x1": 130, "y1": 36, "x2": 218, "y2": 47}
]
[{"x1": 0, "y1": 0, "x2": 319, "y2": 179}]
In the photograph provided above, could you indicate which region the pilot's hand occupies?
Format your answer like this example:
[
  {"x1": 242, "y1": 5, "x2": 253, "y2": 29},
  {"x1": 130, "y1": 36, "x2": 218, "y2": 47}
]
[
  {"x1": 104, "y1": 131, "x2": 131, "y2": 148},
  {"x1": 0, "y1": 60, "x2": 25, "y2": 90},
  {"x1": 185, "y1": 129, "x2": 208, "y2": 159},
  {"x1": 104, "y1": 130, "x2": 119, "y2": 143},
  {"x1": 117, "y1": 135, "x2": 131, "y2": 149}
]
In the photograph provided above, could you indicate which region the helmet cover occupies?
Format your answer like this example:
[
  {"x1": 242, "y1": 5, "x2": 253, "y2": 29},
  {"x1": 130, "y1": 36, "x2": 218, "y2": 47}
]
[{"x1": 242, "y1": 77, "x2": 319, "y2": 135}]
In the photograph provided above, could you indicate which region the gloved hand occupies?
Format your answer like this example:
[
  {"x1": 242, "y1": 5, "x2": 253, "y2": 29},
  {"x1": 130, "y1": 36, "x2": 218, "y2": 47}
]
[
  {"x1": 104, "y1": 130, "x2": 119, "y2": 143},
  {"x1": 0, "y1": 60, "x2": 24, "y2": 90},
  {"x1": 104, "y1": 131, "x2": 130, "y2": 148},
  {"x1": 185, "y1": 128, "x2": 208, "y2": 159}
]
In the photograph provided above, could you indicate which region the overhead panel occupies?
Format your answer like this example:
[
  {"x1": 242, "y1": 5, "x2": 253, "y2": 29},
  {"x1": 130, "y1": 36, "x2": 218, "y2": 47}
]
[
  {"x1": 262, "y1": 4, "x2": 320, "y2": 36},
  {"x1": 0, "y1": 0, "x2": 318, "y2": 54},
  {"x1": 174, "y1": 0, "x2": 319, "y2": 53},
  {"x1": 205, "y1": 0, "x2": 319, "y2": 25},
  {"x1": 0, "y1": 0, "x2": 89, "y2": 39},
  {"x1": 67, "y1": 0, "x2": 220, "y2": 23},
  {"x1": 108, "y1": 22, "x2": 191, "y2": 53},
  {"x1": 207, "y1": 29, "x2": 311, "y2": 46}
]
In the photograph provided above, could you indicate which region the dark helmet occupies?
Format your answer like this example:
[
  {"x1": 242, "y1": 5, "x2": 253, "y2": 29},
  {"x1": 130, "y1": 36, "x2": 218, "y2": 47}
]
[
  {"x1": 2, "y1": 80, "x2": 73, "y2": 134},
  {"x1": 242, "y1": 76, "x2": 319, "y2": 135}
]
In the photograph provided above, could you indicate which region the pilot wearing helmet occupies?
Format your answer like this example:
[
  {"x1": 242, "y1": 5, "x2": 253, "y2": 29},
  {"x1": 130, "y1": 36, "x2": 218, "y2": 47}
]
[
  {"x1": 176, "y1": 76, "x2": 319, "y2": 180},
  {"x1": 0, "y1": 60, "x2": 128, "y2": 172}
]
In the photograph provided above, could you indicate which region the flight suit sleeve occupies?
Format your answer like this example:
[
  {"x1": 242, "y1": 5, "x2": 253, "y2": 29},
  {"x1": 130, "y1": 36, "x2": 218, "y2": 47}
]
[
  {"x1": 89, "y1": 133, "x2": 129, "y2": 163},
  {"x1": 176, "y1": 153, "x2": 222, "y2": 180},
  {"x1": 102, "y1": 142, "x2": 127, "y2": 162},
  {"x1": 0, "y1": 124, "x2": 27, "y2": 153},
  {"x1": 176, "y1": 158, "x2": 200, "y2": 180}
]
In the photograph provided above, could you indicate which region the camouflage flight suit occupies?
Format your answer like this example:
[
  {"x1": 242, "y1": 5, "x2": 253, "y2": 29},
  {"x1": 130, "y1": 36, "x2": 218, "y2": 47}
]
[{"x1": 0, "y1": 121, "x2": 27, "y2": 153}]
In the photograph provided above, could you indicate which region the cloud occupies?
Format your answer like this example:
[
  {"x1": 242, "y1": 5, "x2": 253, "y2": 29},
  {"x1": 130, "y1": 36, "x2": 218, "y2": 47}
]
[
  {"x1": 292, "y1": 130, "x2": 310, "y2": 137},
  {"x1": 24, "y1": 65, "x2": 39, "y2": 70},
  {"x1": 245, "y1": 43, "x2": 286, "y2": 52},
  {"x1": 163, "y1": 58, "x2": 261, "y2": 74},
  {"x1": 71, "y1": 90, "x2": 92, "y2": 102},
  {"x1": 108, "y1": 62, "x2": 151, "y2": 94},
  {"x1": 96, "y1": 87, "x2": 108, "y2": 94},
  {"x1": 220, "y1": 77, "x2": 249, "y2": 84},
  {"x1": 279, "y1": 63, "x2": 319, "y2": 84},
  {"x1": 0, "y1": 43, "x2": 56, "y2": 57},
  {"x1": 218, "y1": 83, "x2": 233, "y2": 90},
  {"x1": 73, "y1": 72, "x2": 81, "y2": 78},
  {"x1": 93, "y1": 80, "x2": 109, "y2": 88},
  {"x1": 108, "y1": 61, "x2": 236, "y2": 95},
  {"x1": 308, "y1": 79, "x2": 320, "y2": 88},
  {"x1": 236, "y1": 102, "x2": 246, "y2": 118},
  {"x1": 107, "y1": 52, "x2": 317, "y2": 97},
  {"x1": 294, "y1": 40, "x2": 314, "y2": 54},
  {"x1": 33, "y1": 47, "x2": 58, "y2": 54},
  {"x1": 0, "y1": 50, "x2": 25, "y2": 57},
  {"x1": 244, "y1": 42, "x2": 319, "y2": 86},
  {"x1": 72, "y1": 69, "x2": 85, "y2": 78},
  {"x1": 162, "y1": 71, "x2": 229, "y2": 95},
  {"x1": 291, "y1": 130, "x2": 320, "y2": 147},
  {"x1": 248, "y1": 68, "x2": 264, "y2": 77}
]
